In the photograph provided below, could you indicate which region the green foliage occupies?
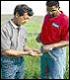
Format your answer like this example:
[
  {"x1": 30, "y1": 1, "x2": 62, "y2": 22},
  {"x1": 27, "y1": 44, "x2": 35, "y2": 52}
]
[{"x1": 64, "y1": 47, "x2": 69, "y2": 79}]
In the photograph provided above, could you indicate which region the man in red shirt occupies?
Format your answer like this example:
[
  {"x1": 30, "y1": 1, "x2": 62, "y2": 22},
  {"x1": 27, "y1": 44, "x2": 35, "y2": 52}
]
[{"x1": 37, "y1": 1, "x2": 69, "y2": 79}]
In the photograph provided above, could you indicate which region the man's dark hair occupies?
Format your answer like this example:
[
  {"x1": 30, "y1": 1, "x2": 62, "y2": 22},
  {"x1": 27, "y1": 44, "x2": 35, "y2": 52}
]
[
  {"x1": 14, "y1": 4, "x2": 33, "y2": 16},
  {"x1": 46, "y1": 1, "x2": 59, "y2": 7}
]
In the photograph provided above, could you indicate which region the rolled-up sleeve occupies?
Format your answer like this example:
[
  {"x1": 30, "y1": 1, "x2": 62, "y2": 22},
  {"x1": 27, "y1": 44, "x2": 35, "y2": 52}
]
[{"x1": 1, "y1": 27, "x2": 11, "y2": 51}]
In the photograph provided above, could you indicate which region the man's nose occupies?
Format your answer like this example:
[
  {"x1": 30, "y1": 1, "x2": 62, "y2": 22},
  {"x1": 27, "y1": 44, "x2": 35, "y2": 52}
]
[{"x1": 49, "y1": 12, "x2": 53, "y2": 15}]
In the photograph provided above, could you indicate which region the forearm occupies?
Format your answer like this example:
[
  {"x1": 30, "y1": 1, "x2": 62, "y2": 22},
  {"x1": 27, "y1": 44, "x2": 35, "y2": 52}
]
[
  {"x1": 51, "y1": 41, "x2": 69, "y2": 48},
  {"x1": 24, "y1": 46, "x2": 32, "y2": 51},
  {"x1": 43, "y1": 41, "x2": 69, "y2": 51},
  {"x1": 1, "y1": 49, "x2": 29, "y2": 57}
]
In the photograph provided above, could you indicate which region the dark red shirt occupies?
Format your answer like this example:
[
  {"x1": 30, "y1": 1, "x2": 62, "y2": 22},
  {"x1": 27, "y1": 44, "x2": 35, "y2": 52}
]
[{"x1": 40, "y1": 11, "x2": 69, "y2": 45}]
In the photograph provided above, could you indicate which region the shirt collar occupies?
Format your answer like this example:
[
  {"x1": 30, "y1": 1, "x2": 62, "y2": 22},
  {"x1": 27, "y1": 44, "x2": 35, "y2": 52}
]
[{"x1": 10, "y1": 19, "x2": 20, "y2": 29}]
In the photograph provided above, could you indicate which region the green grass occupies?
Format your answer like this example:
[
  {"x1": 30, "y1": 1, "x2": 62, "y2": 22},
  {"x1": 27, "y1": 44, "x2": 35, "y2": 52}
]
[
  {"x1": 1, "y1": 15, "x2": 69, "y2": 79},
  {"x1": 64, "y1": 47, "x2": 69, "y2": 79}
]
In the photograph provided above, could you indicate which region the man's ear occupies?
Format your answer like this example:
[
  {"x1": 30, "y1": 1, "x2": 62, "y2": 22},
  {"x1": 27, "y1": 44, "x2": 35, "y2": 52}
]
[
  {"x1": 15, "y1": 12, "x2": 19, "y2": 18},
  {"x1": 58, "y1": 7, "x2": 60, "y2": 10}
]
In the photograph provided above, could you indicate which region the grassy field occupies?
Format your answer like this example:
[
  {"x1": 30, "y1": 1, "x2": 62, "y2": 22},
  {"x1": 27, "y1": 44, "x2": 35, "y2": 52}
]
[{"x1": 1, "y1": 15, "x2": 69, "y2": 79}]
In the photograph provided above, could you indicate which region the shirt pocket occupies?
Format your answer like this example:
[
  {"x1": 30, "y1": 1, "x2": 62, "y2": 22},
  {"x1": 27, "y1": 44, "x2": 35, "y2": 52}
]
[{"x1": 51, "y1": 22, "x2": 61, "y2": 38}]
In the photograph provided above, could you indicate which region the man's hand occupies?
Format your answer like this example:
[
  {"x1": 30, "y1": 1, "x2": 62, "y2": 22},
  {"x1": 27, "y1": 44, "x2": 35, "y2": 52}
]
[
  {"x1": 29, "y1": 49, "x2": 42, "y2": 57},
  {"x1": 24, "y1": 47, "x2": 42, "y2": 56},
  {"x1": 43, "y1": 45, "x2": 53, "y2": 52}
]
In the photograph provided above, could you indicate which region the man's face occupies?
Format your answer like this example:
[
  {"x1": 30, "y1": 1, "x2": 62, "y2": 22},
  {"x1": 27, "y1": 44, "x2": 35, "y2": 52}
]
[
  {"x1": 47, "y1": 6, "x2": 59, "y2": 17},
  {"x1": 16, "y1": 13, "x2": 31, "y2": 25}
]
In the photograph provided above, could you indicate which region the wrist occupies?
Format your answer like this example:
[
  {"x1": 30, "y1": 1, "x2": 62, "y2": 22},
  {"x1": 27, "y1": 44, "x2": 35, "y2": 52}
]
[
  {"x1": 50, "y1": 47, "x2": 53, "y2": 51},
  {"x1": 22, "y1": 51, "x2": 29, "y2": 55}
]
